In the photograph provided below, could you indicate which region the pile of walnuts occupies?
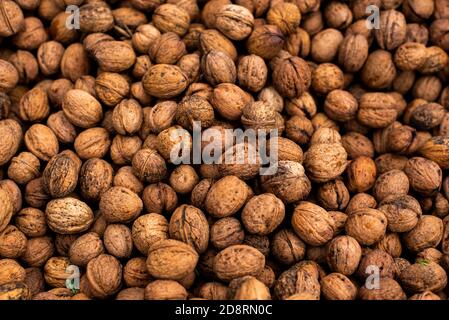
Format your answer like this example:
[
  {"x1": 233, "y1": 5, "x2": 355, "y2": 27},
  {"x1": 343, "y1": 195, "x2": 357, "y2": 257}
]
[{"x1": 1, "y1": 0, "x2": 449, "y2": 300}]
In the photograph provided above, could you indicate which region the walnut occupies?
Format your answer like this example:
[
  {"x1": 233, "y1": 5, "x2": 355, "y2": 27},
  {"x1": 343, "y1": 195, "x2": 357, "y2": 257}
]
[
  {"x1": 400, "y1": 261, "x2": 448, "y2": 293},
  {"x1": 357, "y1": 250, "x2": 397, "y2": 280},
  {"x1": 22, "y1": 236, "x2": 54, "y2": 267},
  {"x1": 228, "y1": 276, "x2": 271, "y2": 300},
  {"x1": 132, "y1": 213, "x2": 168, "y2": 255},
  {"x1": 326, "y1": 235, "x2": 362, "y2": 276},
  {"x1": 345, "y1": 208, "x2": 387, "y2": 245},
  {"x1": 169, "y1": 204, "x2": 209, "y2": 254},
  {"x1": 43, "y1": 257, "x2": 70, "y2": 288},
  {"x1": 144, "y1": 280, "x2": 187, "y2": 300},
  {"x1": 86, "y1": 254, "x2": 122, "y2": 299},
  {"x1": 359, "y1": 278, "x2": 406, "y2": 300},
  {"x1": 304, "y1": 143, "x2": 347, "y2": 183},
  {"x1": 211, "y1": 83, "x2": 253, "y2": 121},
  {"x1": 272, "y1": 56, "x2": 311, "y2": 98},
  {"x1": 123, "y1": 257, "x2": 152, "y2": 288},
  {"x1": 213, "y1": 245, "x2": 265, "y2": 282},
  {"x1": 237, "y1": 54, "x2": 267, "y2": 92},
  {"x1": 15, "y1": 207, "x2": 47, "y2": 237},
  {"x1": 142, "y1": 64, "x2": 188, "y2": 99},
  {"x1": 215, "y1": 4, "x2": 254, "y2": 40},
  {"x1": 45, "y1": 198, "x2": 94, "y2": 234},
  {"x1": 320, "y1": 273, "x2": 357, "y2": 300},
  {"x1": 373, "y1": 169, "x2": 410, "y2": 202},
  {"x1": 131, "y1": 148, "x2": 167, "y2": 183},
  {"x1": 274, "y1": 261, "x2": 321, "y2": 300},
  {"x1": 0, "y1": 120, "x2": 22, "y2": 166},
  {"x1": 0, "y1": 225, "x2": 27, "y2": 259},
  {"x1": 201, "y1": 50, "x2": 236, "y2": 86},
  {"x1": 357, "y1": 92, "x2": 398, "y2": 128},
  {"x1": 403, "y1": 215, "x2": 443, "y2": 252},
  {"x1": 99, "y1": 187, "x2": 143, "y2": 223},
  {"x1": 210, "y1": 217, "x2": 245, "y2": 250},
  {"x1": 378, "y1": 194, "x2": 422, "y2": 233},
  {"x1": 241, "y1": 193, "x2": 284, "y2": 236},
  {"x1": 317, "y1": 179, "x2": 349, "y2": 211},
  {"x1": 404, "y1": 157, "x2": 442, "y2": 196},
  {"x1": 69, "y1": 232, "x2": 104, "y2": 267},
  {"x1": 271, "y1": 229, "x2": 306, "y2": 265},
  {"x1": 146, "y1": 239, "x2": 198, "y2": 280},
  {"x1": 247, "y1": 25, "x2": 285, "y2": 59}
]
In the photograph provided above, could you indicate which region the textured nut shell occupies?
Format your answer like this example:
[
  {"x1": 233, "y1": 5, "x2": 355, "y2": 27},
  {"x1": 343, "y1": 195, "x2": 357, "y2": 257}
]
[
  {"x1": 45, "y1": 198, "x2": 94, "y2": 234},
  {"x1": 146, "y1": 239, "x2": 198, "y2": 280},
  {"x1": 132, "y1": 148, "x2": 167, "y2": 183},
  {"x1": 320, "y1": 273, "x2": 357, "y2": 300},
  {"x1": 345, "y1": 208, "x2": 387, "y2": 245},
  {"x1": 62, "y1": 90, "x2": 103, "y2": 128},
  {"x1": 205, "y1": 176, "x2": 253, "y2": 218},
  {"x1": 378, "y1": 194, "x2": 421, "y2": 232},
  {"x1": 144, "y1": 279, "x2": 188, "y2": 300},
  {"x1": 0, "y1": 120, "x2": 22, "y2": 166},
  {"x1": 69, "y1": 232, "x2": 104, "y2": 267},
  {"x1": 242, "y1": 193, "x2": 285, "y2": 235},
  {"x1": 292, "y1": 202, "x2": 334, "y2": 246},
  {"x1": 0, "y1": 188, "x2": 13, "y2": 233},
  {"x1": 169, "y1": 204, "x2": 209, "y2": 254},
  {"x1": 400, "y1": 262, "x2": 447, "y2": 293},
  {"x1": 104, "y1": 224, "x2": 133, "y2": 259},
  {"x1": 142, "y1": 64, "x2": 188, "y2": 99},
  {"x1": 86, "y1": 254, "x2": 122, "y2": 299},
  {"x1": 132, "y1": 213, "x2": 168, "y2": 255},
  {"x1": 304, "y1": 143, "x2": 347, "y2": 183},
  {"x1": 24, "y1": 124, "x2": 59, "y2": 161},
  {"x1": 327, "y1": 236, "x2": 362, "y2": 276},
  {"x1": 213, "y1": 245, "x2": 265, "y2": 282},
  {"x1": 99, "y1": 187, "x2": 143, "y2": 223},
  {"x1": 42, "y1": 154, "x2": 79, "y2": 198}
]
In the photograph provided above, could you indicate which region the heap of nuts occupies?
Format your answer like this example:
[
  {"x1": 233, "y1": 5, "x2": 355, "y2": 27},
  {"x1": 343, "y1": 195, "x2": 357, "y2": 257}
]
[{"x1": 2, "y1": 0, "x2": 449, "y2": 301}]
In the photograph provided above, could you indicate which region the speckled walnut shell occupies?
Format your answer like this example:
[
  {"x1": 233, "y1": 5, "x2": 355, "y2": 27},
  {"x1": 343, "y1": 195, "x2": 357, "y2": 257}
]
[
  {"x1": 69, "y1": 232, "x2": 104, "y2": 267},
  {"x1": 95, "y1": 72, "x2": 130, "y2": 107},
  {"x1": 241, "y1": 193, "x2": 285, "y2": 236},
  {"x1": 169, "y1": 205, "x2": 209, "y2": 254},
  {"x1": 0, "y1": 259, "x2": 26, "y2": 285},
  {"x1": 205, "y1": 175, "x2": 253, "y2": 218},
  {"x1": 210, "y1": 217, "x2": 245, "y2": 250},
  {"x1": 7, "y1": 152, "x2": 40, "y2": 185},
  {"x1": 345, "y1": 208, "x2": 387, "y2": 245},
  {"x1": 142, "y1": 64, "x2": 188, "y2": 99},
  {"x1": 45, "y1": 197, "x2": 94, "y2": 234},
  {"x1": 400, "y1": 261, "x2": 447, "y2": 293},
  {"x1": 21, "y1": 236, "x2": 54, "y2": 267},
  {"x1": 216, "y1": 142, "x2": 261, "y2": 180},
  {"x1": 142, "y1": 183, "x2": 178, "y2": 214},
  {"x1": 274, "y1": 261, "x2": 321, "y2": 300},
  {"x1": 373, "y1": 169, "x2": 410, "y2": 202},
  {"x1": 357, "y1": 93, "x2": 398, "y2": 128},
  {"x1": 132, "y1": 213, "x2": 168, "y2": 255},
  {"x1": 99, "y1": 187, "x2": 142, "y2": 223},
  {"x1": 146, "y1": 239, "x2": 198, "y2": 280},
  {"x1": 0, "y1": 188, "x2": 13, "y2": 233},
  {"x1": 237, "y1": 54, "x2": 267, "y2": 92},
  {"x1": 213, "y1": 244, "x2": 265, "y2": 282},
  {"x1": 247, "y1": 25, "x2": 285, "y2": 59},
  {"x1": 86, "y1": 254, "x2": 122, "y2": 299},
  {"x1": 419, "y1": 136, "x2": 449, "y2": 170},
  {"x1": 317, "y1": 179, "x2": 349, "y2": 211},
  {"x1": 112, "y1": 99, "x2": 143, "y2": 136},
  {"x1": 272, "y1": 229, "x2": 306, "y2": 265},
  {"x1": 403, "y1": 215, "x2": 443, "y2": 252},
  {"x1": 260, "y1": 161, "x2": 311, "y2": 204},
  {"x1": 79, "y1": 158, "x2": 113, "y2": 201},
  {"x1": 201, "y1": 50, "x2": 236, "y2": 86},
  {"x1": 42, "y1": 153, "x2": 79, "y2": 198},
  {"x1": 357, "y1": 249, "x2": 397, "y2": 280},
  {"x1": 378, "y1": 194, "x2": 421, "y2": 233},
  {"x1": 91, "y1": 41, "x2": 136, "y2": 73},
  {"x1": 46, "y1": 111, "x2": 76, "y2": 144},
  {"x1": 19, "y1": 87, "x2": 49, "y2": 122},
  {"x1": 146, "y1": 101, "x2": 177, "y2": 134},
  {"x1": 304, "y1": 143, "x2": 347, "y2": 183}
]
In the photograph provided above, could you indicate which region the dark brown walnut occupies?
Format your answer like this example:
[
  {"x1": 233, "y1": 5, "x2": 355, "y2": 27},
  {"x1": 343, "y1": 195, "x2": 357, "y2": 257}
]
[
  {"x1": 99, "y1": 187, "x2": 143, "y2": 223},
  {"x1": 338, "y1": 34, "x2": 369, "y2": 73},
  {"x1": 228, "y1": 276, "x2": 271, "y2": 300},
  {"x1": 260, "y1": 160, "x2": 311, "y2": 203},
  {"x1": 285, "y1": 115, "x2": 314, "y2": 145},
  {"x1": 47, "y1": 111, "x2": 76, "y2": 144},
  {"x1": 210, "y1": 217, "x2": 245, "y2": 250},
  {"x1": 378, "y1": 194, "x2": 422, "y2": 233},
  {"x1": 291, "y1": 201, "x2": 334, "y2": 246},
  {"x1": 272, "y1": 56, "x2": 311, "y2": 99},
  {"x1": 146, "y1": 239, "x2": 198, "y2": 280},
  {"x1": 311, "y1": 63, "x2": 344, "y2": 96},
  {"x1": 247, "y1": 25, "x2": 285, "y2": 59},
  {"x1": 142, "y1": 183, "x2": 177, "y2": 214},
  {"x1": 42, "y1": 153, "x2": 79, "y2": 198},
  {"x1": 345, "y1": 208, "x2": 387, "y2": 246},
  {"x1": 213, "y1": 245, "x2": 265, "y2": 282},
  {"x1": 123, "y1": 257, "x2": 152, "y2": 288},
  {"x1": 404, "y1": 157, "x2": 442, "y2": 196},
  {"x1": 317, "y1": 180, "x2": 350, "y2": 211},
  {"x1": 272, "y1": 229, "x2": 306, "y2": 265},
  {"x1": 403, "y1": 215, "x2": 443, "y2": 252},
  {"x1": 0, "y1": 225, "x2": 27, "y2": 258},
  {"x1": 132, "y1": 148, "x2": 167, "y2": 183},
  {"x1": 24, "y1": 267, "x2": 44, "y2": 296},
  {"x1": 144, "y1": 280, "x2": 187, "y2": 300},
  {"x1": 417, "y1": 248, "x2": 443, "y2": 265},
  {"x1": 86, "y1": 254, "x2": 122, "y2": 299},
  {"x1": 320, "y1": 273, "x2": 357, "y2": 300},
  {"x1": 197, "y1": 282, "x2": 229, "y2": 300},
  {"x1": 359, "y1": 278, "x2": 406, "y2": 300},
  {"x1": 237, "y1": 54, "x2": 267, "y2": 92},
  {"x1": 244, "y1": 235, "x2": 270, "y2": 257},
  {"x1": 372, "y1": 169, "x2": 409, "y2": 202},
  {"x1": 169, "y1": 204, "x2": 209, "y2": 254},
  {"x1": 327, "y1": 235, "x2": 362, "y2": 276},
  {"x1": 329, "y1": 211, "x2": 348, "y2": 236},
  {"x1": 375, "y1": 153, "x2": 408, "y2": 174},
  {"x1": 15, "y1": 207, "x2": 47, "y2": 237},
  {"x1": 142, "y1": 64, "x2": 188, "y2": 99},
  {"x1": 79, "y1": 158, "x2": 113, "y2": 201},
  {"x1": 176, "y1": 95, "x2": 215, "y2": 130},
  {"x1": 132, "y1": 213, "x2": 168, "y2": 255},
  {"x1": 69, "y1": 232, "x2": 104, "y2": 267},
  {"x1": 205, "y1": 176, "x2": 253, "y2": 218},
  {"x1": 103, "y1": 224, "x2": 133, "y2": 259},
  {"x1": 357, "y1": 250, "x2": 397, "y2": 280},
  {"x1": 191, "y1": 179, "x2": 214, "y2": 210},
  {"x1": 55, "y1": 234, "x2": 77, "y2": 257},
  {"x1": 361, "y1": 50, "x2": 397, "y2": 89},
  {"x1": 45, "y1": 198, "x2": 93, "y2": 235},
  {"x1": 400, "y1": 261, "x2": 448, "y2": 293},
  {"x1": 241, "y1": 193, "x2": 284, "y2": 236},
  {"x1": 408, "y1": 103, "x2": 445, "y2": 130},
  {"x1": 274, "y1": 261, "x2": 321, "y2": 300}
]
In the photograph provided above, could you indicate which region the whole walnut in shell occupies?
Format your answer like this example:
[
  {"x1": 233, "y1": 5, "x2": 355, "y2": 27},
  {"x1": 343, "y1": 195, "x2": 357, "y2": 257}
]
[
  {"x1": 99, "y1": 187, "x2": 143, "y2": 223},
  {"x1": 132, "y1": 213, "x2": 168, "y2": 255},
  {"x1": 45, "y1": 198, "x2": 94, "y2": 234},
  {"x1": 86, "y1": 254, "x2": 122, "y2": 299},
  {"x1": 345, "y1": 208, "x2": 387, "y2": 245}
]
